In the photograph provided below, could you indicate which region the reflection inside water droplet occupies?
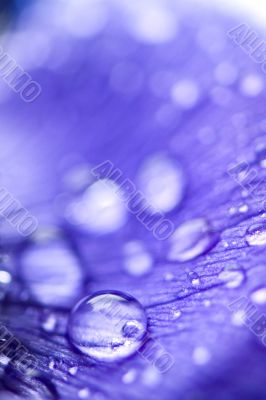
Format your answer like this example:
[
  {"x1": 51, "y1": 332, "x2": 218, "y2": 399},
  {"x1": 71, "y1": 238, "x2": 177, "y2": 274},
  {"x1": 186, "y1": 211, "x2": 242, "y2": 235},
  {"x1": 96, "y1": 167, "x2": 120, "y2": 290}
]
[{"x1": 68, "y1": 291, "x2": 147, "y2": 362}]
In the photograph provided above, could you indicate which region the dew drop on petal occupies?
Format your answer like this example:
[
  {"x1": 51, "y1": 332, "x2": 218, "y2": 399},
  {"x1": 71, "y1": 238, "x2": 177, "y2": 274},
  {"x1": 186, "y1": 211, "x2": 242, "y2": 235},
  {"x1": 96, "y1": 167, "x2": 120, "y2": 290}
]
[
  {"x1": 214, "y1": 61, "x2": 238, "y2": 86},
  {"x1": 239, "y1": 74, "x2": 264, "y2": 97},
  {"x1": 218, "y1": 269, "x2": 245, "y2": 289},
  {"x1": 123, "y1": 241, "x2": 153, "y2": 277},
  {"x1": 0, "y1": 257, "x2": 12, "y2": 301},
  {"x1": 168, "y1": 218, "x2": 217, "y2": 262},
  {"x1": 68, "y1": 291, "x2": 147, "y2": 362},
  {"x1": 125, "y1": 2, "x2": 178, "y2": 43},
  {"x1": 69, "y1": 366, "x2": 78, "y2": 376},
  {"x1": 65, "y1": 179, "x2": 128, "y2": 234},
  {"x1": 122, "y1": 368, "x2": 137, "y2": 384},
  {"x1": 137, "y1": 154, "x2": 185, "y2": 213},
  {"x1": 41, "y1": 313, "x2": 57, "y2": 333},
  {"x1": 171, "y1": 79, "x2": 200, "y2": 109},
  {"x1": 245, "y1": 223, "x2": 266, "y2": 246},
  {"x1": 20, "y1": 240, "x2": 83, "y2": 307},
  {"x1": 250, "y1": 287, "x2": 266, "y2": 305},
  {"x1": 78, "y1": 388, "x2": 91, "y2": 399},
  {"x1": 192, "y1": 346, "x2": 211, "y2": 366}
]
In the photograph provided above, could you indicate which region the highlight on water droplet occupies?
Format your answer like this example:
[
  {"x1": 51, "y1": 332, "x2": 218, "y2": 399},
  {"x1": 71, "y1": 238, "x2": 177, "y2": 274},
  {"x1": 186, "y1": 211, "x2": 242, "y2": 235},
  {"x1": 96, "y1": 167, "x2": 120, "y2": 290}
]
[
  {"x1": 67, "y1": 291, "x2": 147, "y2": 362},
  {"x1": 137, "y1": 154, "x2": 185, "y2": 213},
  {"x1": 245, "y1": 223, "x2": 266, "y2": 246},
  {"x1": 65, "y1": 179, "x2": 128, "y2": 234},
  {"x1": 168, "y1": 218, "x2": 217, "y2": 262}
]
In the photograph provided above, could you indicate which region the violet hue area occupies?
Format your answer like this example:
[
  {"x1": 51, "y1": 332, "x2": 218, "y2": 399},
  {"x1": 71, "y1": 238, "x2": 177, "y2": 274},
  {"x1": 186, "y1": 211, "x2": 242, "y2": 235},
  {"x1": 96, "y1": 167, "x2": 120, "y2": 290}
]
[{"x1": 0, "y1": 1, "x2": 266, "y2": 399}]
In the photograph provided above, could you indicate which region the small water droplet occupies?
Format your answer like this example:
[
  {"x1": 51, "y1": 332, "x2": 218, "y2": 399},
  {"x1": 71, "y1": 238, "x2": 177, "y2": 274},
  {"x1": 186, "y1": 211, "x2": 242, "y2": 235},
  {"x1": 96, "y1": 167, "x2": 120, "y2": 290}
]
[
  {"x1": 78, "y1": 388, "x2": 90, "y2": 399},
  {"x1": 245, "y1": 223, "x2": 266, "y2": 246},
  {"x1": 250, "y1": 287, "x2": 266, "y2": 305},
  {"x1": 142, "y1": 366, "x2": 161, "y2": 387},
  {"x1": 137, "y1": 154, "x2": 185, "y2": 213},
  {"x1": 214, "y1": 61, "x2": 237, "y2": 86},
  {"x1": 41, "y1": 313, "x2": 57, "y2": 333},
  {"x1": 65, "y1": 179, "x2": 128, "y2": 234},
  {"x1": 69, "y1": 366, "x2": 78, "y2": 376},
  {"x1": 123, "y1": 241, "x2": 153, "y2": 277},
  {"x1": 239, "y1": 204, "x2": 248, "y2": 213},
  {"x1": 231, "y1": 310, "x2": 245, "y2": 326},
  {"x1": 20, "y1": 240, "x2": 83, "y2": 307},
  {"x1": 188, "y1": 272, "x2": 201, "y2": 286},
  {"x1": 173, "y1": 310, "x2": 181, "y2": 319},
  {"x1": 164, "y1": 272, "x2": 174, "y2": 281},
  {"x1": 193, "y1": 346, "x2": 211, "y2": 365},
  {"x1": 240, "y1": 74, "x2": 264, "y2": 97},
  {"x1": 168, "y1": 218, "x2": 217, "y2": 262},
  {"x1": 171, "y1": 79, "x2": 200, "y2": 109},
  {"x1": 68, "y1": 291, "x2": 147, "y2": 362},
  {"x1": 219, "y1": 268, "x2": 244, "y2": 288},
  {"x1": 122, "y1": 368, "x2": 137, "y2": 384},
  {"x1": 255, "y1": 144, "x2": 266, "y2": 167}
]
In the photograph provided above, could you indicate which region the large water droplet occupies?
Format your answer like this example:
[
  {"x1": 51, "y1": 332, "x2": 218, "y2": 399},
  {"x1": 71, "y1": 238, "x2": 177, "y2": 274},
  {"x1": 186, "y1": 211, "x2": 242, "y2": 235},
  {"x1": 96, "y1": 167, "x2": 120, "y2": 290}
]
[
  {"x1": 168, "y1": 218, "x2": 217, "y2": 262},
  {"x1": 65, "y1": 179, "x2": 127, "y2": 234},
  {"x1": 123, "y1": 241, "x2": 153, "y2": 277},
  {"x1": 20, "y1": 240, "x2": 83, "y2": 307},
  {"x1": 245, "y1": 223, "x2": 266, "y2": 246},
  {"x1": 250, "y1": 286, "x2": 266, "y2": 305},
  {"x1": 68, "y1": 291, "x2": 147, "y2": 362},
  {"x1": 137, "y1": 154, "x2": 185, "y2": 213}
]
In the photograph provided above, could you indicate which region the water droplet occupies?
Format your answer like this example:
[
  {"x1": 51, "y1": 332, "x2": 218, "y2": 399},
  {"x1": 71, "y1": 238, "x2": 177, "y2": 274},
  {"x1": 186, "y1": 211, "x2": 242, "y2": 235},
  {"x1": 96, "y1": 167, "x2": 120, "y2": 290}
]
[
  {"x1": 219, "y1": 269, "x2": 244, "y2": 288},
  {"x1": 137, "y1": 154, "x2": 185, "y2": 213},
  {"x1": 69, "y1": 366, "x2": 78, "y2": 376},
  {"x1": 188, "y1": 272, "x2": 201, "y2": 286},
  {"x1": 20, "y1": 240, "x2": 83, "y2": 307},
  {"x1": 122, "y1": 368, "x2": 137, "y2": 384},
  {"x1": 78, "y1": 388, "x2": 91, "y2": 399},
  {"x1": 173, "y1": 310, "x2": 182, "y2": 319},
  {"x1": 250, "y1": 287, "x2": 266, "y2": 305},
  {"x1": 239, "y1": 204, "x2": 248, "y2": 213},
  {"x1": 0, "y1": 256, "x2": 13, "y2": 301},
  {"x1": 164, "y1": 272, "x2": 174, "y2": 281},
  {"x1": 231, "y1": 310, "x2": 245, "y2": 326},
  {"x1": 126, "y1": 3, "x2": 178, "y2": 43},
  {"x1": 62, "y1": 0, "x2": 108, "y2": 38},
  {"x1": 68, "y1": 291, "x2": 147, "y2": 362},
  {"x1": 214, "y1": 61, "x2": 237, "y2": 85},
  {"x1": 192, "y1": 346, "x2": 211, "y2": 365},
  {"x1": 171, "y1": 79, "x2": 200, "y2": 109},
  {"x1": 142, "y1": 366, "x2": 161, "y2": 387},
  {"x1": 245, "y1": 223, "x2": 266, "y2": 246},
  {"x1": 168, "y1": 218, "x2": 217, "y2": 262},
  {"x1": 65, "y1": 179, "x2": 127, "y2": 234},
  {"x1": 41, "y1": 313, "x2": 57, "y2": 333},
  {"x1": 255, "y1": 144, "x2": 266, "y2": 167},
  {"x1": 240, "y1": 74, "x2": 264, "y2": 97},
  {"x1": 123, "y1": 241, "x2": 153, "y2": 277}
]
